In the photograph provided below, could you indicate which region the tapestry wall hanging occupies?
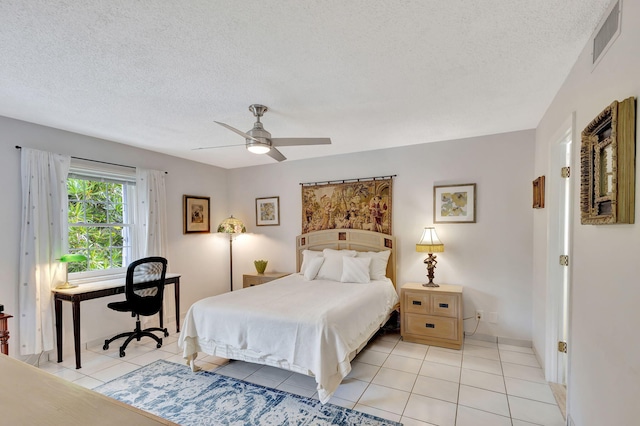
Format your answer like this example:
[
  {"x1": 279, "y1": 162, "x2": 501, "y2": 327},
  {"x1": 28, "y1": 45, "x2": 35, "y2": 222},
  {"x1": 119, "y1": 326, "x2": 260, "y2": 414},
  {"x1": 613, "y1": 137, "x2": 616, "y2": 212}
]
[{"x1": 301, "y1": 177, "x2": 393, "y2": 235}]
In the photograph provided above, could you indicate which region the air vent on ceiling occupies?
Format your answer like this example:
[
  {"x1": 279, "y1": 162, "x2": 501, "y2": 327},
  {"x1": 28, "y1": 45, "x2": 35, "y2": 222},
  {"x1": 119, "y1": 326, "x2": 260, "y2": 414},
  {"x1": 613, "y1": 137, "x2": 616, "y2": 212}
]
[{"x1": 592, "y1": 0, "x2": 621, "y2": 68}]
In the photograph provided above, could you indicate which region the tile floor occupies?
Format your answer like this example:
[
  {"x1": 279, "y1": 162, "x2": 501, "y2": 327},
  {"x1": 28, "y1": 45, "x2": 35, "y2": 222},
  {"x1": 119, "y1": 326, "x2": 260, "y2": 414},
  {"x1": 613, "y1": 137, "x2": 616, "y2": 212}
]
[{"x1": 36, "y1": 325, "x2": 565, "y2": 426}]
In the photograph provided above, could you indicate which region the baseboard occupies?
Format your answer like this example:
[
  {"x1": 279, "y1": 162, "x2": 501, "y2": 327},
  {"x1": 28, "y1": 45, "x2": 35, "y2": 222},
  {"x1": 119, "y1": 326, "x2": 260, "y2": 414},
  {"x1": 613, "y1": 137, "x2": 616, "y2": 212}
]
[{"x1": 464, "y1": 332, "x2": 533, "y2": 348}]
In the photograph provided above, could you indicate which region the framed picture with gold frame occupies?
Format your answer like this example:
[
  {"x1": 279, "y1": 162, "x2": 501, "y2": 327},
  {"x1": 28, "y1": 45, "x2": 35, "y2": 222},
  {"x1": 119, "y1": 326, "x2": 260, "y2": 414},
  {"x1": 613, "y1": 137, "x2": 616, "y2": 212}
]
[
  {"x1": 580, "y1": 97, "x2": 636, "y2": 225},
  {"x1": 434, "y1": 183, "x2": 476, "y2": 223}
]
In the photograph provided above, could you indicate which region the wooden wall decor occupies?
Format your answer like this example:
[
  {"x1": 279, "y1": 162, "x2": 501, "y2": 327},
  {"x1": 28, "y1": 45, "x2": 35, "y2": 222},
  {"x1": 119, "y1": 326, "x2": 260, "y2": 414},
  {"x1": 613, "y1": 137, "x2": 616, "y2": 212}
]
[
  {"x1": 533, "y1": 176, "x2": 545, "y2": 209},
  {"x1": 580, "y1": 97, "x2": 636, "y2": 225}
]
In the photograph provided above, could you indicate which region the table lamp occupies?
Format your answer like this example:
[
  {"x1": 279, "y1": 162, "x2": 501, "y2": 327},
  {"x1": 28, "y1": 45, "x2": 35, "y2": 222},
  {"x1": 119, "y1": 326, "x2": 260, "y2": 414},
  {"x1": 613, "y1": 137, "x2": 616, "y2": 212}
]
[
  {"x1": 415, "y1": 227, "x2": 444, "y2": 287},
  {"x1": 57, "y1": 253, "x2": 87, "y2": 289},
  {"x1": 217, "y1": 215, "x2": 246, "y2": 292}
]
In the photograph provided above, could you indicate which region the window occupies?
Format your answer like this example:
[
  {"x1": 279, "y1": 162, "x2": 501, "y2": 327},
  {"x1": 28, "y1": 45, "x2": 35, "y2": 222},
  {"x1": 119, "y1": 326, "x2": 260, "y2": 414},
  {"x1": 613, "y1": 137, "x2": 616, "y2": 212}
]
[{"x1": 66, "y1": 161, "x2": 136, "y2": 277}]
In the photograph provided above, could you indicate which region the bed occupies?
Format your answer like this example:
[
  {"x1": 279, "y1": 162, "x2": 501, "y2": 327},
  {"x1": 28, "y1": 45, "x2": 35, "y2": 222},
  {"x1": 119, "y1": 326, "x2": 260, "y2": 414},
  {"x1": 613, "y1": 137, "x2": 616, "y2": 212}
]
[{"x1": 178, "y1": 229, "x2": 399, "y2": 403}]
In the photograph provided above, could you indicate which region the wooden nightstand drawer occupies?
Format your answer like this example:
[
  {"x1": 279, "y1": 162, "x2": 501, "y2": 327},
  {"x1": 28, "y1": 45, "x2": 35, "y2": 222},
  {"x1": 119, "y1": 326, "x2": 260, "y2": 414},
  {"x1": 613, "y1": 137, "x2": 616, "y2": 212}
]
[
  {"x1": 431, "y1": 294, "x2": 458, "y2": 317},
  {"x1": 403, "y1": 291, "x2": 429, "y2": 314},
  {"x1": 404, "y1": 313, "x2": 458, "y2": 341}
]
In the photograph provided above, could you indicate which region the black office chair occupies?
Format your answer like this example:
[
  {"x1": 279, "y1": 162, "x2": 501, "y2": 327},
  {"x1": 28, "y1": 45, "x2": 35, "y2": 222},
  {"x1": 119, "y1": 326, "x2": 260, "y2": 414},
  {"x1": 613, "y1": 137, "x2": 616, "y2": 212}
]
[{"x1": 103, "y1": 257, "x2": 169, "y2": 357}]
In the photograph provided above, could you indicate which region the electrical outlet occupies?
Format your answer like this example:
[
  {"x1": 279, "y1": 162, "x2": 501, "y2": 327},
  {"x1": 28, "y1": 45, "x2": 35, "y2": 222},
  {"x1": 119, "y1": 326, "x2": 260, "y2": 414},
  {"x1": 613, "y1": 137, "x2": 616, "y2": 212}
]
[{"x1": 476, "y1": 310, "x2": 483, "y2": 320}]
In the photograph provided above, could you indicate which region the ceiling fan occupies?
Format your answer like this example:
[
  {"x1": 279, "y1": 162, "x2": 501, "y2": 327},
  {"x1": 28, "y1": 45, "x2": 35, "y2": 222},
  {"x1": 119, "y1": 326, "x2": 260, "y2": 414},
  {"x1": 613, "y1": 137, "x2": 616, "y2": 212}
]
[{"x1": 195, "y1": 104, "x2": 332, "y2": 162}]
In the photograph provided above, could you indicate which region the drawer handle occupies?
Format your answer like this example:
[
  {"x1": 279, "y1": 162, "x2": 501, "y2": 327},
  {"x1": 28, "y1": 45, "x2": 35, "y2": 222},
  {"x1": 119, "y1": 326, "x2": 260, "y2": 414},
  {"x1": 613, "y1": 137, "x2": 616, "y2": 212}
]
[
  {"x1": 425, "y1": 323, "x2": 435, "y2": 328},
  {"x1": 412, "y1": 301, "x2": 422, "y2": 306},
  {"x1": 439, "y1": 303, "x2": 449, "y2": 308}
]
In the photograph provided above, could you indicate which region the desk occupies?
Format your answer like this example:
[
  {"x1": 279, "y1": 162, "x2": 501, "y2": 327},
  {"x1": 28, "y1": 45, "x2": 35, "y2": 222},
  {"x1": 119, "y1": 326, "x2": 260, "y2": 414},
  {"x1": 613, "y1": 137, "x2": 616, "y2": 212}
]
[
  {"x1": 0, "y1": 354, "x2": 177, "y2": 425},
  {"x1": 53, "y1": 273, "x2": 180, "y2": 369}
]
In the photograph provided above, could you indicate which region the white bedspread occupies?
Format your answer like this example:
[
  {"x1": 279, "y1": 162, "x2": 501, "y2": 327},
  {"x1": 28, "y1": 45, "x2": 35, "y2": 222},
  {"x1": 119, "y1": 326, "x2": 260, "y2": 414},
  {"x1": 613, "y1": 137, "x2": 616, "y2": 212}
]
[{"x1": 178, "y1": 273, "x2": 398, "y2": 403}]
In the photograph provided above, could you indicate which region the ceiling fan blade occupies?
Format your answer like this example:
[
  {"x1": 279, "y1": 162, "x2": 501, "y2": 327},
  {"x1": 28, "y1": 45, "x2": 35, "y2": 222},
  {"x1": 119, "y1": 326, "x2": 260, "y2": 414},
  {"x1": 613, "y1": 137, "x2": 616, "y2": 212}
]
[
  {"x1": 271, "y1": 137, "x2": 332, "y2": 147},
  {"x1": 266, "y1": 147, "x2": 287, "y2": 162},
  {"x1": 214, "y1": 121, "x2": 261, "y2": 143},
  {"x1": 192, "y1": 143, "x2": 245, "y2": 150}
]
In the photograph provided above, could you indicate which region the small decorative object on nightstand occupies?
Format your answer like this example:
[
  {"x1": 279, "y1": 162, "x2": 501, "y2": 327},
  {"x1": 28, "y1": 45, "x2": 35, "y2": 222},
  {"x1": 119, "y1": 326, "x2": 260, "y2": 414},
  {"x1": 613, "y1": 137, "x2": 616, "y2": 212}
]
[
  {"x1": 400, "y1": 282, "x2": 463, "y2": 349},
  {"x1": 254, "y1": 260, "x2": 268, "y2": 274},
  {"x1": 243, "y1": 272, "x2": 290, "y2": 288}
]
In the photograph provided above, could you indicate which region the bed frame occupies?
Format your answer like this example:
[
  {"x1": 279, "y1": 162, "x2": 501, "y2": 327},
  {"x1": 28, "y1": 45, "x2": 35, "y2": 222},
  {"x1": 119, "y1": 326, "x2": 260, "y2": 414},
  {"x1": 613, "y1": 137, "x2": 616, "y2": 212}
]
[{"x1": 296, "y1": 229, "x2": 397, "y2": 288}]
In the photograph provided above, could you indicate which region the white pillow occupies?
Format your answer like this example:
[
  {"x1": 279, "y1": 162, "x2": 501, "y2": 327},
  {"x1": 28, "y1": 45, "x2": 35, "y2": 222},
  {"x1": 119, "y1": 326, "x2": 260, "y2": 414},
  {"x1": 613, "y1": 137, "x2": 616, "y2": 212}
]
[
  {"x1": 316, "y1": 249, "x2": 357, "y2": 281},
  {"x1": 356, "y1": 250, "x2": 391, "y2": 280},
  {"x1": 341, "y1": 256, "x2": 371, "y2": 283},
  {"x1": 303, "y1": 257, "x2": 325, "y2": 281},
  {"x1": 300, "y1": 250, "x2": 323, "y2": 274}
]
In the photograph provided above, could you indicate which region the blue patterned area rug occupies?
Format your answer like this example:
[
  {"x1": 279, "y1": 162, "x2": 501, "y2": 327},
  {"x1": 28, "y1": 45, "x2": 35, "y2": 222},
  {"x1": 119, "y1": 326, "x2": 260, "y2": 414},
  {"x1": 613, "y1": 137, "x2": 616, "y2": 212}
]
[{"x1": 94, "y1": 360, "x2": 402, "y2": 426}]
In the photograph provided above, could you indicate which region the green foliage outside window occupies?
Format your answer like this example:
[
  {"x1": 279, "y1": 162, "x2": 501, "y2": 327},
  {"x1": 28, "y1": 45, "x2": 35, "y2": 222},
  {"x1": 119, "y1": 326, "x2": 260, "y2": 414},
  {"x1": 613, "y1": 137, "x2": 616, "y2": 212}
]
[{"x1": 67, "y1": 177, "x2": 131, "y2": 273}]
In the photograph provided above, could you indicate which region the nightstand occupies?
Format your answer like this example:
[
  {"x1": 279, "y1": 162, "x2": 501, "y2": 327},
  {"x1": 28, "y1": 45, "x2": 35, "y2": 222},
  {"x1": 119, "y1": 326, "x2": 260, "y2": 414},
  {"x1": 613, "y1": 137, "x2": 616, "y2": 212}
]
[
  {"x1": 242, "y1": 272, "x2": 291, "y2": 288},
  {"x1": 400, "y1": 282, "x2": 463, "y2": 349}
]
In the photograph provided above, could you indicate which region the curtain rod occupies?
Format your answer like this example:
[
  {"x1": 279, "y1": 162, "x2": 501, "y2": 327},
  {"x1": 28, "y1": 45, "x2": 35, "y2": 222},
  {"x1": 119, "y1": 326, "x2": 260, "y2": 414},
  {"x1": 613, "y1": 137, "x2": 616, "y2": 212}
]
[
  {"x1": 15, "y1": 145, "x2": 168, "y2": 174},
  {"x1": 299, "y1": 174, "x2": 396, "y2": 186}
]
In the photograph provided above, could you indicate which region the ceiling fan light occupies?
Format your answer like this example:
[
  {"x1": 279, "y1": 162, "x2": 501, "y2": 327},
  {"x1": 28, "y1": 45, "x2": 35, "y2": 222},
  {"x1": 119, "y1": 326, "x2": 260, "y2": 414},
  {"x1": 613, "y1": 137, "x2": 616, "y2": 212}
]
[{"x1": 247, "y1": 143, "x2": 271, "y2": 154}]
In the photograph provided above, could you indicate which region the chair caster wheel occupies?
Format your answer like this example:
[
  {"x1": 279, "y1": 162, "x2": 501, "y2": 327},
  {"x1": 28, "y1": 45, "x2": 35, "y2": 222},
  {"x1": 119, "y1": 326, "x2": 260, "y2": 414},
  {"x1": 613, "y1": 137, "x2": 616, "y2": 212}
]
[
  {"x1": 164, "y1": 330, "x2": 169, "y2": 337},
  {"x1": 103, "y1": 344, "x2": 109, "y2": 350},
  {"x1": 119, "y1": 350, "x2": 125, "y2": 357},
  {"x1": 156, "y1": 343, "x2": 162, "y2": 348}
]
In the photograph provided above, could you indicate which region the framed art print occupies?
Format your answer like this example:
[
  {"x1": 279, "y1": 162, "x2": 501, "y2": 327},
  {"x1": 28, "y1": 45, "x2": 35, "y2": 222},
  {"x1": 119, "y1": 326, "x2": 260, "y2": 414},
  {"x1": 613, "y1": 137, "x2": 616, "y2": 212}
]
[
  {"x1": 256, "y1": 196, "x2": 280, "y2": 226},
  {"x1": 434, "y1": 183, "x2": 476, "y2": 223},
  {"x1": 183, "y1": 195, "x2": 210, "y2": 233}
]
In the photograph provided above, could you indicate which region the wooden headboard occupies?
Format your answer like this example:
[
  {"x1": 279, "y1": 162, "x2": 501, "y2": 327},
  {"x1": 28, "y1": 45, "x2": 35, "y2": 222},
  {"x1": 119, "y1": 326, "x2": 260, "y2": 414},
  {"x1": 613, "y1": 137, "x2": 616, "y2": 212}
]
[{"x1": 296, "y1": 229, "x2": 396, "y2": 288}]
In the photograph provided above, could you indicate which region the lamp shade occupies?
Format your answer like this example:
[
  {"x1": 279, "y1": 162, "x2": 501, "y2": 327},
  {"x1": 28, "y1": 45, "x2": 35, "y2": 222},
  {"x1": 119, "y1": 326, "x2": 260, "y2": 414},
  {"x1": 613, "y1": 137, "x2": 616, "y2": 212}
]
[
  {"x1": 60, "y1": 253, "x2": 87, "y2": 263},
  {"x1": 217, "y1": 215, "x2": 247, "y2": 234},
  {"x1": 416, "y1": 227, "x2": 444, "y2": 253}
]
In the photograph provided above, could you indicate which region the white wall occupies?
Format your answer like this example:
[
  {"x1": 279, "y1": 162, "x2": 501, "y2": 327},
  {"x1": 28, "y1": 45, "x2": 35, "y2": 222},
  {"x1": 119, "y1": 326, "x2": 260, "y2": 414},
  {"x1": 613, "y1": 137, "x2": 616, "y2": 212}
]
[
  {"x1": 227, "y1": 131, "x2": 535, "y2": 340},
  {"x1": 533, "y1": 1, "x2": 640, "y2": 424},
  {"x1": 0, "y1": 116, "x2": 230, "y2": 359}
]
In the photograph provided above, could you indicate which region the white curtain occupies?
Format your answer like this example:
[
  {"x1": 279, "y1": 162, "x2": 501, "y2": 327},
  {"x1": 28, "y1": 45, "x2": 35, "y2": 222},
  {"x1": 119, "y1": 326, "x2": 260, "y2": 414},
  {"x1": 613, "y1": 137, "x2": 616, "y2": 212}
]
[
  {"x1": 135, "y1": 168, "x2": 168, "y2": 258},
  {"x1": 19, "y1": 148, "x2": 70, "y2": 355}
]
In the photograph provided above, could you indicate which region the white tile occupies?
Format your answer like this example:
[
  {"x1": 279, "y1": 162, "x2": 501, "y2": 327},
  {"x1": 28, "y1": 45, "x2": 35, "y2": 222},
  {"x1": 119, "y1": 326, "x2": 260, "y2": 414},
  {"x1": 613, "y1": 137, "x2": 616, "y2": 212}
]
[
  {"x1": 355, "y1": 348, "x2": 389, "y2": 366},
  {"x1": 358, "y1": 383, "x2": 411, "y2": 415},
  {"x1": 76, "y1": 354, "x2": 122, "y2": 376},
  {"x1": 399, "y1": 417, "x2": 438, "y2": 426},
  {"x1": 346, "y1": 361, "x2": 380, "y2": 382},
  {"x1": 462, "y1": 355, "x2": 503, "y2": 375},
  {"x1": 243, "y1": 374, "x2": 283, "y2": 389},
  {"x1": 505, "y1": 376, "x2": 556, "y2": 404},
  {"x1": 419, "y1": 360, "x2": 461, "y2": 383},
  {"x1": 499, "y1": 343, "x2": 534, "y2": 354},
  {"x1": 511, "y1": 420, "x2": 540, "y2": 426},
  {"x1": 382, "y1": 354, "x2": 423, "y2": 374},
  {"x1": 282, "y1": 372, "x2": 318, "y2": 390},
  {"x1": 325, "y1": 395, "x2": 355, "y2": 409},
  {"x1": 391, "y1": 341, "x2": 429, "y2": 360},
  {"x1": 462, "y1": 345, "x2": 500, "y2": 360},
  {"x1": 509, "y1": 395, "x2": 565, "y2": 426},
  {"x1": 366, "y1": 339, "x2": 397, "y2": 354},
  {"x1": 458, "y1": 384, "x2": 510, "y2": 417},
  {"x1": 200, "y1": 354, "x2": 230, "y2": 366},
  {"x1": 403, "y1": 394, "x2": 457, "y2": 426},
  {"x1": 424, "y1": 348, "x2": 462, "y2": 367},
  {"x1": 276, "y1": 382, "x2": 316, "y2": 398},
  {"x1": 196, "y1": 361, "x2": 221, "y2": 372},
  {"x1": 127, "y1": 349, "x2": 173, "y2": 366},
  {"x1": 455, "y1": 405, "x2": 512, "y2": 426},
  {"x1": 412, "y1": 375, "x2": 459, "y2": 403},
  {"x1": 502, "y1": 362, "x2": 546, "y2": 383},
  {"x1": 330, "y1": 377, "x2": 369, "y2": 402},
  {"x1": 89, "y1": 361, "x2": 140, "y2": 382},
  {"x1": 52, "y1": 368, "x2": 87, "y2": 382},
  {"x1": 372, "y1": 367, "x2": 418, "y2": 392},
  {"x1": 460, "y1": 368, "x2": 506, "y2": 393},
  {"x1": 158, "y1": 340, "x2": 181, "y2": 354},
  {"x1": 252, "y1": 365, "x2": 294, "y2": 382},
  {"x1": 37, "y1": 361, "x2": 66, "y2": 374},
  {"x1": 72, "y1": 375, "x2": 104, "y2": 389},
  {"x1": 500, "y1": 351, "x2": 540, "y2": 367},
  {"x1": 353, "y1": 404, "x2": 402, "y2": 423},
  {"x1": 463, "y1": 338, "x2": 498, "y2": 349},
  {"x1": 379, "y1": 332, "x2": 402, "y2": 344}
]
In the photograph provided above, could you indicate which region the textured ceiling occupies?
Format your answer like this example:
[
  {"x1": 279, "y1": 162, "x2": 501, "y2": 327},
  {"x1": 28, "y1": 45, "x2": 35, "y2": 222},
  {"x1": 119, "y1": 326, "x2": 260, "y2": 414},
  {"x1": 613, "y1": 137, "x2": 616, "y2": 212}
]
[{"x1": 0, "y1": 1, "x2": 611, "y2": 169}]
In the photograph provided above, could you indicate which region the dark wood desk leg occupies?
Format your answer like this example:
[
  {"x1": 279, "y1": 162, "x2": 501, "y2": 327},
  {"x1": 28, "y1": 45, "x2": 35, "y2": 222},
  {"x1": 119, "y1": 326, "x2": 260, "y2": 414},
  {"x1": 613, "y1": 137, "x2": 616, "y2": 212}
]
[
  {"x1": 55, "y1": 296, "x2": 63, "y2": 363},
  {"x1": 72, "y1": 299, "x2": 81, "y2": 369},
  {"x1": 175, "y1": 279, "x2": 180, "y2": 332},
  {"x1": 159, "y1": 305, "x2": 164, "y2": 330}
]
